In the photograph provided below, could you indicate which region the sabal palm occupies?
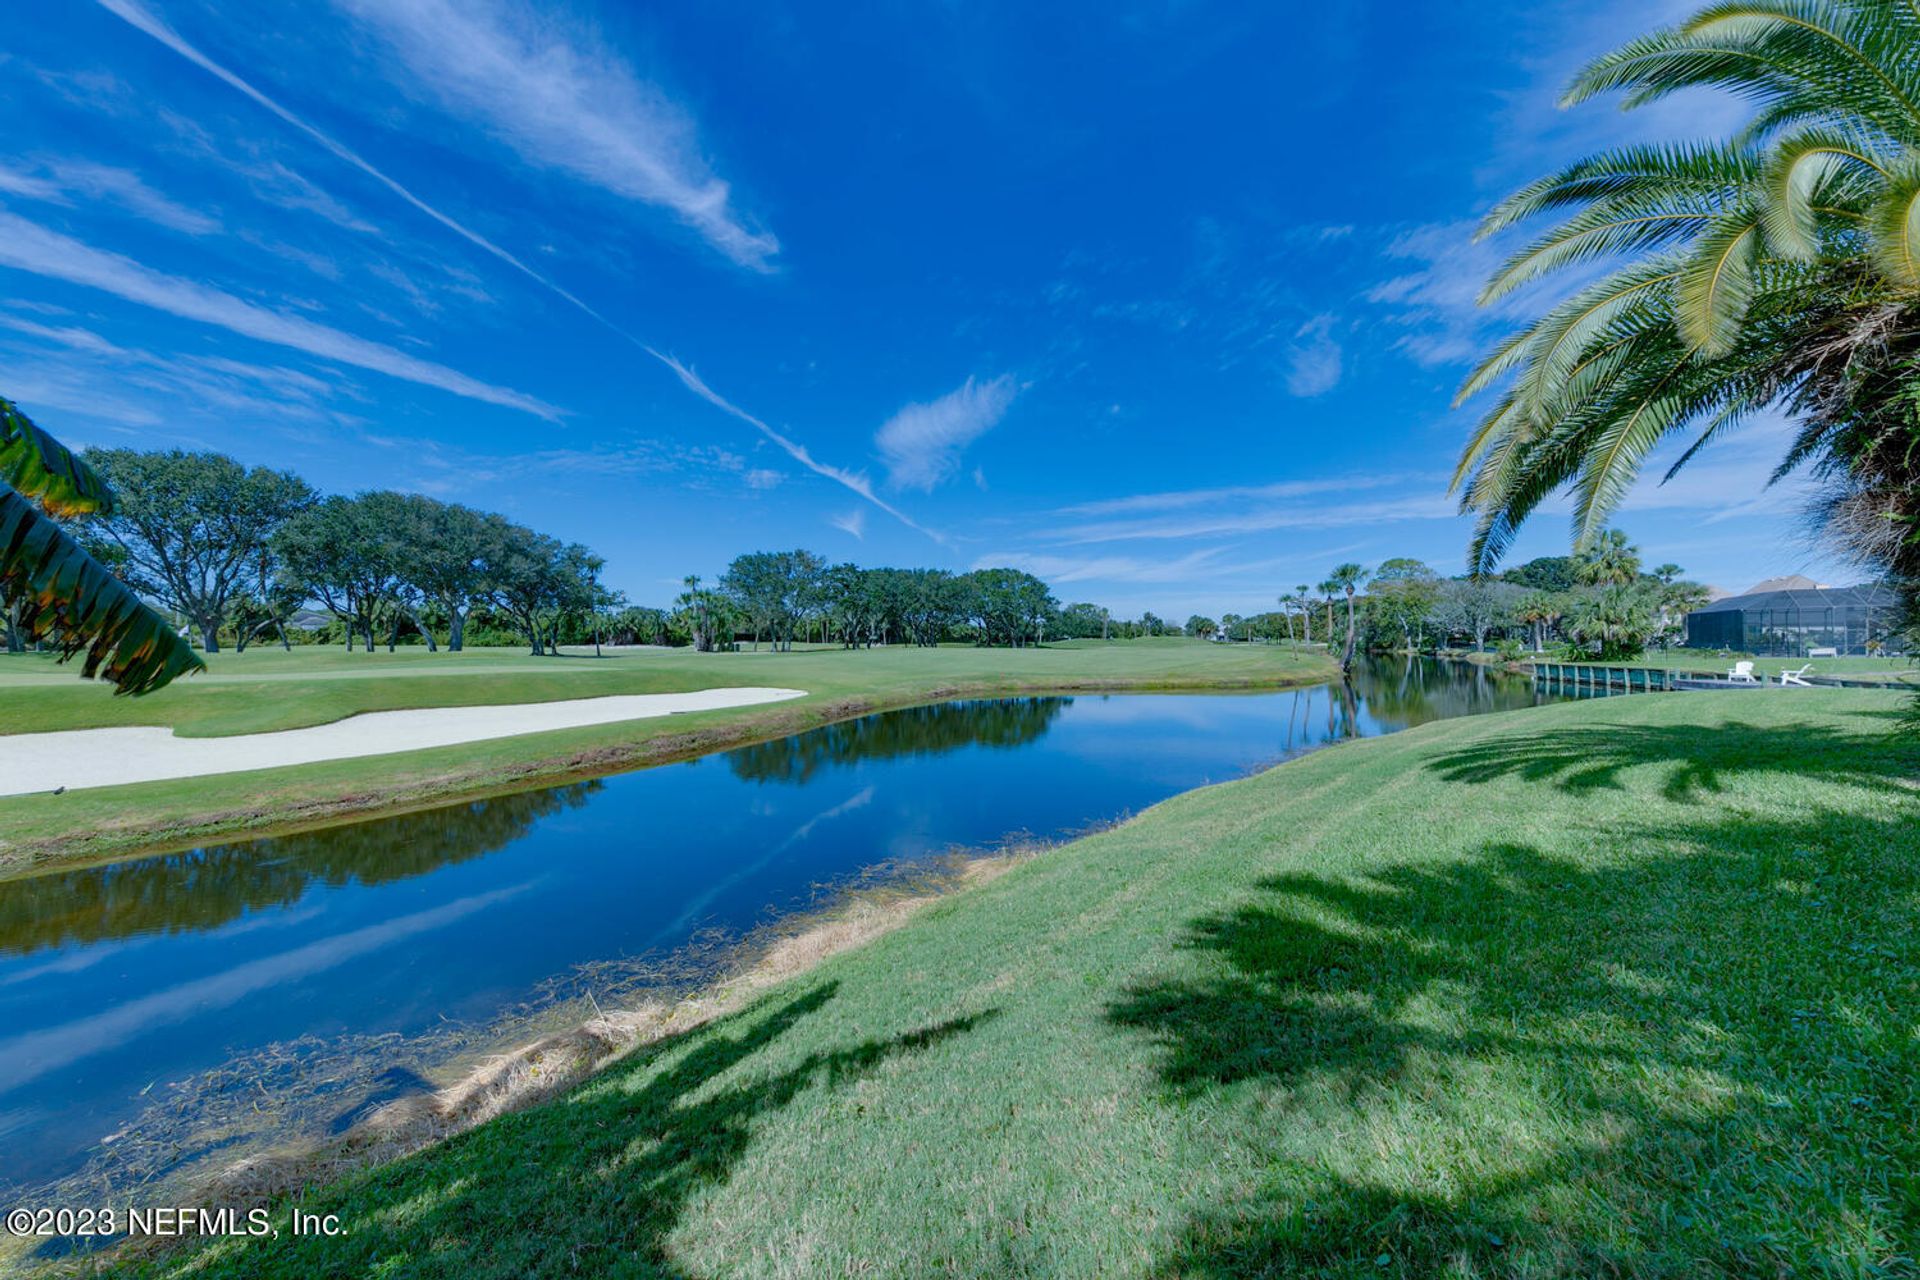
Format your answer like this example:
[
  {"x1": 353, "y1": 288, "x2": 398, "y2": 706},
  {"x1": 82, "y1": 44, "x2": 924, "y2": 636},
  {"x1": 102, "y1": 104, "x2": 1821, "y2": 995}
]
[
  {"x1": 1328, "y1": 562, "x2": 1370, "y2": 670},
  {"x1": 1516, "y1": 590, "x2": 1563, "y2": 650},
  {"x1": 1, "y1": 397, "x2": 200, "y2": 693},
  {"x1": 1455, "y1": 0, "x2": 1920, "y2": 585},
  {"x1": 1575, "y1": 528, "x2": 1643, "y2": 585}
]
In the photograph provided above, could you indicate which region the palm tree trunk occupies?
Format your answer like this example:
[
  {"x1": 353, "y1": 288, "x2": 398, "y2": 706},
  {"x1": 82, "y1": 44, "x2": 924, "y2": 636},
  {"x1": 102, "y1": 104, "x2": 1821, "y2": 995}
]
[{"x1": 1341, "y1": 589, "x2": 1358, "y2": 672}]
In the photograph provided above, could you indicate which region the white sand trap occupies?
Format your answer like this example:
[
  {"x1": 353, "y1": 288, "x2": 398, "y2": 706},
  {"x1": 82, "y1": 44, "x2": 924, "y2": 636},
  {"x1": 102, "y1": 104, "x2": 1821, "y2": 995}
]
[{"x1": 0, "y1": 687, "x2": 808, "y2": 797}]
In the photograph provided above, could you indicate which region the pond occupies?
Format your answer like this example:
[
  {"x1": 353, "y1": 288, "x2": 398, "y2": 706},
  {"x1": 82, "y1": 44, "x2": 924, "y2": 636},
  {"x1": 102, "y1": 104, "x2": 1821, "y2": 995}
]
[{"x1": 0, "y1": 656, "x2": 1614, "y2": 1210}]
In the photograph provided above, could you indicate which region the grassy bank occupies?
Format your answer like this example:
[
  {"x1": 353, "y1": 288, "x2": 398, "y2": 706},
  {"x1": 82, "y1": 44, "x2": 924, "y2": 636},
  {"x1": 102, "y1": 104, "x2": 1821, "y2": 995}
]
[
  {"x1": 0, "y1": 640, "x2": 1333, "y2": 873},
  {"x1": 124, "y1": 689, "x2": 1919, "y2": 1278}
]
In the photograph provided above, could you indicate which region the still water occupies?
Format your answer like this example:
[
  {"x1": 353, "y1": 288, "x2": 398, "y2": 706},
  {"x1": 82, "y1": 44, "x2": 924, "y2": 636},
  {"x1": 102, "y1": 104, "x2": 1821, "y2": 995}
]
[{"x1": 0, "y1": 656, "x2": 1605, "y2": 1204}]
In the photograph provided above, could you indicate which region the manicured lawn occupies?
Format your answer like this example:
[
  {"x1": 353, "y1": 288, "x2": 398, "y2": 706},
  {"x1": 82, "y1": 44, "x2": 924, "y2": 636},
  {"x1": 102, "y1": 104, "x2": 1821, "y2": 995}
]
[
  {"x1": 129, "y1": 689, "x2": 1920, "y2": 1278},
  {"x1": 0, "y1": 640, "x2": 1334, "y2": 871}
]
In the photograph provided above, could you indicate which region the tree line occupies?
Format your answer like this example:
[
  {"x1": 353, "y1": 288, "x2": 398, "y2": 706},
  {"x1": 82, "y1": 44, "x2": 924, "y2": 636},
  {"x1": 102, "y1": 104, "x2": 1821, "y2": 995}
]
[
  {"x1": 30, "y1": 448, "x2": 1146, "y2": 655},
  {"x1": 65, "y1": 449, "x2": 607, "y2": 656},
  {"x1": 1215, "y1": 533, "x2": 1711, "y2": 668},
  {"x1": 12, "y1": 447, "x2": 1713, "y2": 667}
]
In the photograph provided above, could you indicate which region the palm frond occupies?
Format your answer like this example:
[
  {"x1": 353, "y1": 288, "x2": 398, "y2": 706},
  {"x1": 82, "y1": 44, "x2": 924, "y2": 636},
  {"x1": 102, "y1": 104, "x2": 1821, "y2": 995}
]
[
  {"x1": 1682, "y1": 3, "x2": 1920, "y2": 138},
  {"x1": 1453, "y1": 329, "x2": 1533, "y2": 406},
  {"x1": 1675, "y1": 211, "x2": 1763, "y2": 351},
  {"x1": 1483, "y1": 208, "x2": 1713, "y2": 304},
  {"x1": 0, "y1": 398, "x2": 114, "y2": 517},
  {"x1": 1866, "y1": 154, "x2": 1920, "y2": 284},
  {"x1": 1571, "y1": 353, "x2": 1707, "y2": 545},
  {"x1": 1511, "y1": 260, "x2": 1684, "y2": 421},
  {"x1": 1450, "y1": 390, "x2": 1526, "y2": 495},
  {"x1": 1757, "y1": 126, "x2": 1889, "y2": 255},
  {"x1": 0, "y1": 486, "x2": 203, "y2": 694},
  {"x1": 1662, "y1": 400, "x2": 1758, "y2": 479},
  {"x1": 1477, "y1": 143, "x2": 1756, "y2": 239}
]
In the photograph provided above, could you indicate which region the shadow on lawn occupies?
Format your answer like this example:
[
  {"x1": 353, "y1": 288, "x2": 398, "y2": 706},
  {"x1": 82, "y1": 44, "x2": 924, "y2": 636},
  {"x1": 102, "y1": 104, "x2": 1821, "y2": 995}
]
[
  {"x1": 1422, "y1": 715, "x2": 1920, "y2": 799},
  {"x1": 171, "y1": 980, "x2": 998, "y2": 1279},
  {"x1": 1111, "y1": 802, "x2": 1920, "y2": 1273}
]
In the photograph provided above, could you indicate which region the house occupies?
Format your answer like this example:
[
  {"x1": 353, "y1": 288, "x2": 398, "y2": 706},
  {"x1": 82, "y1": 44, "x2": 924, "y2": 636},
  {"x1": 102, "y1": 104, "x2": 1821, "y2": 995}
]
[{"x1": 1683, "y1": 583, "x2": 1902, "y2": 656}]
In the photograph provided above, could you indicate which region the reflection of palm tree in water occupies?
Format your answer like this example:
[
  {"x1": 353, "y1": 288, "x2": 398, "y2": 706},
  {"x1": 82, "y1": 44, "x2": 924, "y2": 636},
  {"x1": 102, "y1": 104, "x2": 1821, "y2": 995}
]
[
  {"x1": 726, "y1": 698, "x2": 1069, "y2": 786},
  {"x1": 0, "y1": 782, "x2": 601, "y2": 955},
  {"x1": 1342, "y1": 656, "x2": 1545, "y2": 733}
]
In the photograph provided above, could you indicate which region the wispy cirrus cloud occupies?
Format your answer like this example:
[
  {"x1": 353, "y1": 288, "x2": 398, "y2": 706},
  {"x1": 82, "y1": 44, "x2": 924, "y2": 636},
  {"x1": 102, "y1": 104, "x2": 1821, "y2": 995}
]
[
  {"x1": 1056, "y1": 472, "x2": 1442, "y2": 518},
  {"x1": 0, "y1": 316, "x2": 350, "y2": 431},
  {"x1": 829, "y1": 509, "x2": 866, "y2": 539},
  {"x1": 96, "y1": 0, "x2": 878, "y2": 529},
  {"x1": 0, "y1": 157, "x2": 219, "y2": 234},
  {"x1": 1283, "y1": 313, "x2": 1342, "y2": 396},
  {"x1": 975, "y1": 547, "x2": 1231, "y2": 584},
  {"x1": 876, "y1": 375, "x2": 1018, "y2": 492},
  {"x1": 93, "y1": 0, "x2": 604, "y2": 321},
  {"x1": 1053, "y1": 491, "x2": 1460, "y2": 545},
  {"x1": 0, "y1": 211, "x2": 558, "y2": 417},
  {"x1": 331, "y1": 0, "x2": 778, "y2": 271},
  {"x1": 649, "y1": 349, "x2": 946, "y2": 541}
]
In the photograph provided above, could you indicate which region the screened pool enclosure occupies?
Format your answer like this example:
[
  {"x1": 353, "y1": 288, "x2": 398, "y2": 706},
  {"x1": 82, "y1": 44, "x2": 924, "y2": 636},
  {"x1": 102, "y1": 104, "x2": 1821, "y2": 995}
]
[{"x1": 1683, "y1": 584, "x2": 1904, "y2": 656}]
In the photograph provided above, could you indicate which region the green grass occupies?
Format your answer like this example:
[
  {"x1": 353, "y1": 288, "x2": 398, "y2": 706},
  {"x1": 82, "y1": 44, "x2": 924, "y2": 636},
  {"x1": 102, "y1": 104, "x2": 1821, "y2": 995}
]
[
  {"x1": 125, "y1": 689, "x2": 1920, "y2": 1278},
  {"x1": 0, "y1": 640, "x2": 1334, "y2": 872}
]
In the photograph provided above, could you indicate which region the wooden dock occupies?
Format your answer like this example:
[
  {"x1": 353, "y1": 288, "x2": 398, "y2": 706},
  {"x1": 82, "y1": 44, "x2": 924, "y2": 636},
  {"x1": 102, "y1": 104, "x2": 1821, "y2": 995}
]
[
  {"x1": 1527, "y1": 663, "x2": 1675, "y2": 692},
  {"x1": 1527, "y1": 661, "x2": 1911, "y2": 692}
]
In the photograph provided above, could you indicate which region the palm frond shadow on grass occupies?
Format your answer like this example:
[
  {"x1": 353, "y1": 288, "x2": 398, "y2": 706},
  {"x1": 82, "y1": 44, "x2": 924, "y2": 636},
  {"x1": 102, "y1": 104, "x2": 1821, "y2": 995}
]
[
  {"x1": 123, "y1": 980, "x2": 1000, "y2": 1279},
  {"x1": 1418, "y1": 717, "x2": 1920, "y2": 799},
  {"x1": 1111, "y1": 799, "x2": 1920, "y2": 1276}
]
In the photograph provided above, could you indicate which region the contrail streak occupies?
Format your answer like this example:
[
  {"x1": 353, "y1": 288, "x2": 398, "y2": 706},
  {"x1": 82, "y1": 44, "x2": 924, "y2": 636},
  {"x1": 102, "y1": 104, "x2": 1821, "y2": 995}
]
[{"x1": 93, "y1": 0, "x2": 937, "y2": 537}]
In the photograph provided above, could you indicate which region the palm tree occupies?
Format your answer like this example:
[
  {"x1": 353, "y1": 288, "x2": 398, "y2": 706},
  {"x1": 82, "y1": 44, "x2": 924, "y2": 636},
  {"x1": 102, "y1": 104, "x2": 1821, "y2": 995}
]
[
  {"x1": 1317, "y1": 578, "x2": 1338, "y2": 643},
  {"x1": 1328, "y1": 562, "x2": 1370, "y2": 672},
  {"x1": 1515, "y1": 590, "x2": 1563, "y2": 652},
  {"x1": 1567, "y1": 583, "x2": 1658, "y2": 661},
  {"x1": 1574, "y1": 528, "x2": 1642, "y2": 586},
  {"x1": 1295, "y1": 583, "x2": 1313, "y2": 642},
  {"x1": 0, "y1": 397, "x2": 200, "y2": 693},
  {"x1": 1657, "y1": 578, "x2": 1714, "y2": 645},
  {"x1": 1452, "y1": 0, "x2": 1920, "y2": 615}
]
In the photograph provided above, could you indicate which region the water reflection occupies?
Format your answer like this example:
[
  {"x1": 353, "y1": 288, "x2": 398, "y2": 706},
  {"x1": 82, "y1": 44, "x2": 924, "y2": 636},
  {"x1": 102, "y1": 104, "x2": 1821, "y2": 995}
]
[
  {"x1": 0, "y1": 657, "x2": 1609, "y2": 1208},
  {"x1": 727, "y1": 697, "x2": 1066, "y2": 784},
  {"x1": 0, "y1": 783, "x2": 600, "y2": 955}
]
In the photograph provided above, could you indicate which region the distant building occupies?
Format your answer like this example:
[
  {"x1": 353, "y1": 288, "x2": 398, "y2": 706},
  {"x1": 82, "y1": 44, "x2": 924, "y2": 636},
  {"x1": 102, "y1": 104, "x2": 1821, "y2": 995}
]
[
  {"x1": 1684, "y1": 583, "x2": 1903, "y2": 655},
  {"x1": 1743, "y1": 573, "x2": 1829, "y2": 594}
]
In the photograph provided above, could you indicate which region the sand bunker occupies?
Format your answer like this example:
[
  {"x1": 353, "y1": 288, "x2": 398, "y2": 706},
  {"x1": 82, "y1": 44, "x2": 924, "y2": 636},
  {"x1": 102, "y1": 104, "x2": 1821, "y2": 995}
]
[{"x1": 0, "y1": 688, "x2": 807, "y2": 796}]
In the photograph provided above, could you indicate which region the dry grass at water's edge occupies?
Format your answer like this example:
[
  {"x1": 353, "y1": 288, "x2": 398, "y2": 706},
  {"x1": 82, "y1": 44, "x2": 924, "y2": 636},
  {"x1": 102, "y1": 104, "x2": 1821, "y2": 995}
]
[{"x1": 79, "y1": 849, "x2": 1037, "y2": 1272}]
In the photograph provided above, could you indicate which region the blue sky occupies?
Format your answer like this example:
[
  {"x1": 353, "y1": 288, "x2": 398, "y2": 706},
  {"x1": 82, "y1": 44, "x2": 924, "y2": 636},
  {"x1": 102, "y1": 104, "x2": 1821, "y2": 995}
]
[{"x1": 0, "y1": 0, "x2": 1852, "y2": 616}]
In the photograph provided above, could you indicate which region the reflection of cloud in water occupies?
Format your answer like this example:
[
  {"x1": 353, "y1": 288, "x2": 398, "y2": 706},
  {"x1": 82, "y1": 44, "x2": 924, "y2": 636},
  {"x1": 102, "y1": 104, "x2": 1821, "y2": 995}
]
[
  {"x1": 0, "y1": 1107, "x2": 41, "y2": 1143},
  {"x1": 1068, "y1": 692, "x2": 1304, "y2": 734},
  {"x1": 644, "y1": 787, "x2": 876, "y2": 949},
  {"x1": 0, "y1": 946, "x2": 117, "y2": 988},
  {"x1": 0, "y1": 885, "x2": 531, "y2": 1094}
]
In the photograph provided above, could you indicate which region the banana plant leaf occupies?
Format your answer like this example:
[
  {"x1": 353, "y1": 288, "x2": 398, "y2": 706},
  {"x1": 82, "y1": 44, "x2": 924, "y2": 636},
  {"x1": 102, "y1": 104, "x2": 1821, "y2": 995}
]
[
  {"x1": 1, "y1": 485, "x2": 202, "y2": 695},
  {"x1": 0, "y1": 396, "x2": 115, "y2": 517}
]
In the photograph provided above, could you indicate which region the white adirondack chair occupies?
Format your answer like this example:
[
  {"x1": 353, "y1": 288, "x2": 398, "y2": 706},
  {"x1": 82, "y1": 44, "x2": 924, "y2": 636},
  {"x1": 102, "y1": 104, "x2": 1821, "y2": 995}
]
[
  {"x1": 1779, "y1": 664, "x2": 1815, "y2": 687},
  {"x1": 1727, "y1": 661, "x2": 1759, "y2": 684}
]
